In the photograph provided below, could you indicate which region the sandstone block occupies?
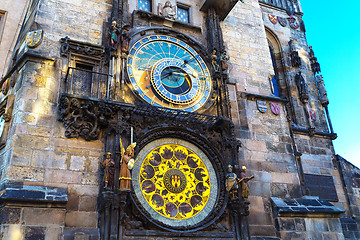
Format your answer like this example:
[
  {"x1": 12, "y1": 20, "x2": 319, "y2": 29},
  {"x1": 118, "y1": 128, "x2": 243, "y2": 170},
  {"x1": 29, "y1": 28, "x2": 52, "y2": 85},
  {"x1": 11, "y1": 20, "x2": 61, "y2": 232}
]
[
  {"x1": 25, "y1": 227, "x2": 45, "y2": 239},
  {"x1": 44, "y1": 170, "x2": 82, "y2": 184},
  {"x1": 68, "y1": 184, "x2": 99, "y2": 197},
  {"x1": 15, "y1": 135, "x2": 49, "y2": 149},
  {"x1": 23, "y1": 208, "x2": 65, "y2": 225},
  {"x1": 0, "y1": 207, "x2": 21, "y2": 224},
  {"x1": 79, "y1": 196, "x2": 97, "y2": 211},
  {"x1": 32, "y1": 150, "x2": 67, "y2": 170},
  {"x1": 6, "y1": 166, "x2": 45, "y2": 182},
  {"x1": 45, "y1": 227, "x2": 62, "y2": 240},
  {"x1": 271, "y1": 172, "x2": 299, "y2": 184},
  {"x1": 246, "y1": 140, "x2": 266, "y2": 152},
  {"x1": 65, "y1": 211, "x2": 98, "y2": 228},
  {"x1": 70, "y1": 156, "x2": 86, "y2": 171},
  {"x1": 11, "y1": 148, "x2": 31, "y2": 166}
]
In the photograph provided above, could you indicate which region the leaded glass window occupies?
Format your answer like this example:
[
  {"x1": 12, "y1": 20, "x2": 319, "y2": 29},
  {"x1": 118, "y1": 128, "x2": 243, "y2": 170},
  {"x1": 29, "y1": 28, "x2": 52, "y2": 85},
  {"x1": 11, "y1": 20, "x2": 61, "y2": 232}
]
[
  {"x1": 177, "y1": 5, "x2": 189, "y2": 23},
  {"x1": 138, "y1": 0, "x2": 151, "y2": 12}
]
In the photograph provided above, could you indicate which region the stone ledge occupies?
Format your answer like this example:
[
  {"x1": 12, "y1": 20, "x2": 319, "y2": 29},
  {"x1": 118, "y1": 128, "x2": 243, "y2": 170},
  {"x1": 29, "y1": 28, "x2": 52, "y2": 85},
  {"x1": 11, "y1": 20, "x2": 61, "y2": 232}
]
[
  {"x1": 0, "y1": 184, "x2": 68, "y2": 204},
  {"x1": 242, "y1": 92, "x2": 289, "y2": 103},
  {"x1": 270, "y1": 197, "x2": 344, "y2": 217},
  {"x1": 126, "y1": 230, "x2": 234, "y2": 238}
]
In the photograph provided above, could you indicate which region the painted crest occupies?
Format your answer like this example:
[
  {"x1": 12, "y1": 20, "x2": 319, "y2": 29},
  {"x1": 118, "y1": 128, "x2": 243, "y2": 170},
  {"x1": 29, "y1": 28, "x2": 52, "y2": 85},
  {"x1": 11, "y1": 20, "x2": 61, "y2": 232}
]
[
  {"x1": 270, "y1": 102, "x2": 281, "y2": 115},
  {"x1": 256, "y1": 100, "x2": 267, "y2": 113},
  {"x1": 287, "y1": 15, "x2": 300, "y2": 29},
  {"x1": 268, "y1": 14, "x2": 278, "y2": 25},
  {"x1": 1, "y1": 79, "x2": 9, "y2": 95},
  {"x1": 26, "y1": 30, "x2": 44, "y2": 48},
  {"x1": 309, "y1": 110, "x2": 316, "y2": 122},
  {"x1": 278, "y1": 17, "x2": 287, "y2": 27}
]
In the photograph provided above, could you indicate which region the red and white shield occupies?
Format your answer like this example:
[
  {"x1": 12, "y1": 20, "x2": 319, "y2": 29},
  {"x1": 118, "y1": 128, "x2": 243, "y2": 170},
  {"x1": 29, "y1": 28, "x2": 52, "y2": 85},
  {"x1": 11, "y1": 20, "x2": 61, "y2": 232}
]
[
  {"x1": 270, "y1": 103, "x2": 281, "y2": 115},
  {"x1": 287, "y1": 15, "x2": 299, "y2": 29},
  {"x1": 309, "y1": 110, "x2": 316, "y2": 122}
]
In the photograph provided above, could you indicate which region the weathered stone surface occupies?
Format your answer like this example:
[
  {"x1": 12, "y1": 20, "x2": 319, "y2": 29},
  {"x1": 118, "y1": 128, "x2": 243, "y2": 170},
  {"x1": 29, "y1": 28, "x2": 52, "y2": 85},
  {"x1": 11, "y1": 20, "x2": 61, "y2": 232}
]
[
  {"x1": 68, "y1": 184, "x2": 99, "y2": 197},
  {"x1": 79, "y1": 196, "x2": 97, "y2": 211},
  {"x1": 65, "y1": 211, "x2": 98, "y2": 228},
  {"x1": 24, "y1": 227, "x2": 46, "y2": 240},
  {"x1": 44, "y1": 169, "x2": 82, "y2": 184},
  {"x1": 70, "y1": 156, "x2": 86, "y2": 171},
  {"x1": 23, "y1": 208, "x2": 66, "y2": 225},
  {"x1": 0, "y1": 207, "x2": 21, "y2": 224}
]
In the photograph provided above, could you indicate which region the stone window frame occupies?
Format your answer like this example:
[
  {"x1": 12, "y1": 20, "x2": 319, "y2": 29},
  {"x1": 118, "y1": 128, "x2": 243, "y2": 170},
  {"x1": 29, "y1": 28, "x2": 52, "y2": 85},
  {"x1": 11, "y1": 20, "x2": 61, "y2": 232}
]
[
  {"x1": 67, "y1": 54, "x2": 104, "y2": 98},
  {"x1": 0, "y1": 10, "x2": 7, "y2": 42},
  {"x1": 176, "y1": 2, "x2": 191, "y2": 24},
  {"x1": 265, "y1": 27, "x2": 286, "y2": 98}
]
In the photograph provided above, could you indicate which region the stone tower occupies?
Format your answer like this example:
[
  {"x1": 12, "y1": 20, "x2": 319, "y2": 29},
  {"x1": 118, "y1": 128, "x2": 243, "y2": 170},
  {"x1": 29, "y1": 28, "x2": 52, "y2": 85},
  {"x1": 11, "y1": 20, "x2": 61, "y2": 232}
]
[{"x1": 0, "y1": 0, "x2": 359, "y2": 239}]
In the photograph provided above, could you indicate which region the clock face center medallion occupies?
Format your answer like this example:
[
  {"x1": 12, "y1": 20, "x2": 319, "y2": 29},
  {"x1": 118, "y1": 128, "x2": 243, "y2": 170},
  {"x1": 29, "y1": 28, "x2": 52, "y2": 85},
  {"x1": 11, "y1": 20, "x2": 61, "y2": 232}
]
[{"x1": 164, "y1": 169, "x2": 187, "y2": 193}]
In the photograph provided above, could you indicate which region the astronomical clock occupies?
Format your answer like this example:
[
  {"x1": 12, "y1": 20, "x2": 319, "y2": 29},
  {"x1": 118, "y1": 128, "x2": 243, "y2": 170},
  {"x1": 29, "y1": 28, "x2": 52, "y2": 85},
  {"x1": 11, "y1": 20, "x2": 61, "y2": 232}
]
[
  {"x1": 120, "y1": 30, "x2": 231, "y2": 233},
  {"x1": 127, "y1": 35, "x2": 213, "y2": 112}
]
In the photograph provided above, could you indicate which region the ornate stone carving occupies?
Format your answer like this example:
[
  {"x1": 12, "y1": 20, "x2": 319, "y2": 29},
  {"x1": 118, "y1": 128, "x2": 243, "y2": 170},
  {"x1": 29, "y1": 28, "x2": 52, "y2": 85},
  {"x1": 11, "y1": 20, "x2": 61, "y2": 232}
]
[
  {"x1": 316, "y1": 75, "x2": 329, "y2": 106},
  {"x1": 158, "y1": 1, "x2": 176, "y2": 20},
  {"x1": 309, "y1": 46, "x2": 321, "y2": 74},
  {"x1": 58, "y1": 95, "x2": 115, "y2": 141},
  {"x1": 60, "y1": 36, "x2": 106, "y2": 58},
  {"x1": 289, "y1": 40, "x2": 301, "y2": 67},
  {"x1": 295, "y1": 71, "x2": 309, "y2": 103}
]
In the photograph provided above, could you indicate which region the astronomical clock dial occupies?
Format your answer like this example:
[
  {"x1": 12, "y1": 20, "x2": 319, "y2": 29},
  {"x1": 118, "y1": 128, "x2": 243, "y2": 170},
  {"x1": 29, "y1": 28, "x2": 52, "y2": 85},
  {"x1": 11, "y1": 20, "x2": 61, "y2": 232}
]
[
  {"x1": 127, "y1": 35, "x2": 212, "y2": 112},
  {"x1": 132, "y1": 138, "x2": 218, "y2": 230}
]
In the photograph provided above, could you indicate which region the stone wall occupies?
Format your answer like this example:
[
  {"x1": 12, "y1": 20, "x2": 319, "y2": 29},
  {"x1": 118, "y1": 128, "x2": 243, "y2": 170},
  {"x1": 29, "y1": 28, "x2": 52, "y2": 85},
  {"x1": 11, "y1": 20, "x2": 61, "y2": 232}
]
[
  {"x1": 0, "y1": 0, "x2": 114, "y2": 238},
  {"x1": 222, "y1": 0, "x2": 345, "y2": 238}
]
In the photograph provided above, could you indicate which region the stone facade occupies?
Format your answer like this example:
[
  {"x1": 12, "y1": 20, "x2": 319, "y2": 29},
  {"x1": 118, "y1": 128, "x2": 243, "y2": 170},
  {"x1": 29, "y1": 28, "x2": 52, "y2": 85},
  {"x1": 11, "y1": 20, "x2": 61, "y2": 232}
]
[
  {"x1": 0, "y1": 0, "x2": 29, "y2": 78},
  {"x1": 0, "y1": 0, "x2": 358, "y2": 239}
]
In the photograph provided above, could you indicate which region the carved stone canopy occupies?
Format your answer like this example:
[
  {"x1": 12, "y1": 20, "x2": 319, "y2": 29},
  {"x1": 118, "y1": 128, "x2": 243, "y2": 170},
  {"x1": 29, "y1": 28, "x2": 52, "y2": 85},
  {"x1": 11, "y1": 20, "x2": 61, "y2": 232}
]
[
  {"x1": 60, "y1": 36, "x2": 106, "y2": 58},
  {"x1": 200, "y1": 0, "x2": 239, "y2": 21}
]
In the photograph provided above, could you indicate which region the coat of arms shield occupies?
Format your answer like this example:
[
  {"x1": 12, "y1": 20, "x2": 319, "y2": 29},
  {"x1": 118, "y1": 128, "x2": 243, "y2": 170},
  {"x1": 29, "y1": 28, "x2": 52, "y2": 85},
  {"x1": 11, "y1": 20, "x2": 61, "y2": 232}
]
[
  {"x1": 287, "y1": 15, "x2": 300, "y2": 29},
  {"x1": 26, "y1": 30, "x2": 44, "y2": 48},
  {"x1": 268, "y1": 14, "x2": 278, "y2": 25},
  {"x1": 309, "y1": 110, "x2": 316, "y2": 122},
  {"x1": 270, "y1": 102, "x2": 281, "y2": 115},
  {"x1": 257, "y1": 100, "x2": 267, "y2": 113},
  {"x1": 278, "y1": 17, "x2": 287, "y2": 27}
]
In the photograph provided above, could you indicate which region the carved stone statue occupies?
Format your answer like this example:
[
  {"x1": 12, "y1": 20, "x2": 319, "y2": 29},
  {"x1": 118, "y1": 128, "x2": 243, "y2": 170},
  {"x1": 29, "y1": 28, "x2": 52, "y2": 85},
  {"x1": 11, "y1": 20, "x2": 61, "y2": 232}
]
[
  {"x1": 289, "y1": 40, "x2": 301, "y2": 67},
  {"x1": 159, "y1": 1, "x2": 176, "y2": 20},
  {"x1": 109, "y1": 21, "x2": 121, "y2": 50},
  {"x1": 121, "y1": 24, "x2": 131, "y2": 56},
  {"x1": 101, "y1": 152, "x2": 115, "y2": 190},
  {"x1": 309, "y1": 45, "x2": 315, "y2": 58},
  {"x1": 316, "y1": 75, "x2": 329, "y2": 106},
  {"x1": 309, "y1": 46, "x2": 321, "y2": 74},
  {"x1": 239, "y1": 166, "x2": 254, "y2": 199},
  {"x1": 220, "y1": 50, "x2": 229, "y2": 72},
  {"x1": 211, "y1": 49, "x2": 220, "y2": 73},
  {"x1": 295, "y1": 71, "x2": 309, "y2": 102},
  {"x1": 120, "y1": 142, "x2": 137, "y2": 191},
  {"x1": 226, "y1": 165, "x2": 240, "y2": 199}
]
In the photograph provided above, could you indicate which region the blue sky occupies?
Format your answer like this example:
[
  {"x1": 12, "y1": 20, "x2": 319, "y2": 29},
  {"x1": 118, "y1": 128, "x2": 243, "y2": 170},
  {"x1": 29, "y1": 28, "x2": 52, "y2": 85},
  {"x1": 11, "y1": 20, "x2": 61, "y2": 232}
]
[{"x1": 301, "y1": 1, "x2": 360, "y2": 167}]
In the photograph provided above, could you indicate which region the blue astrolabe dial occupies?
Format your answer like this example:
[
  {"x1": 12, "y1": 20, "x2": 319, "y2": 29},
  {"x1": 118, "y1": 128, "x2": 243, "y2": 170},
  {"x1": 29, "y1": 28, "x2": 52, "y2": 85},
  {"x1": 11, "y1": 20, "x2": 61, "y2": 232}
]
[
  {"x1": 151, "y1": 59, "x2": 199, "y2": 104},
  {"x1": 127, "y1": 35, "x2": 212, "y2": 112}
]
